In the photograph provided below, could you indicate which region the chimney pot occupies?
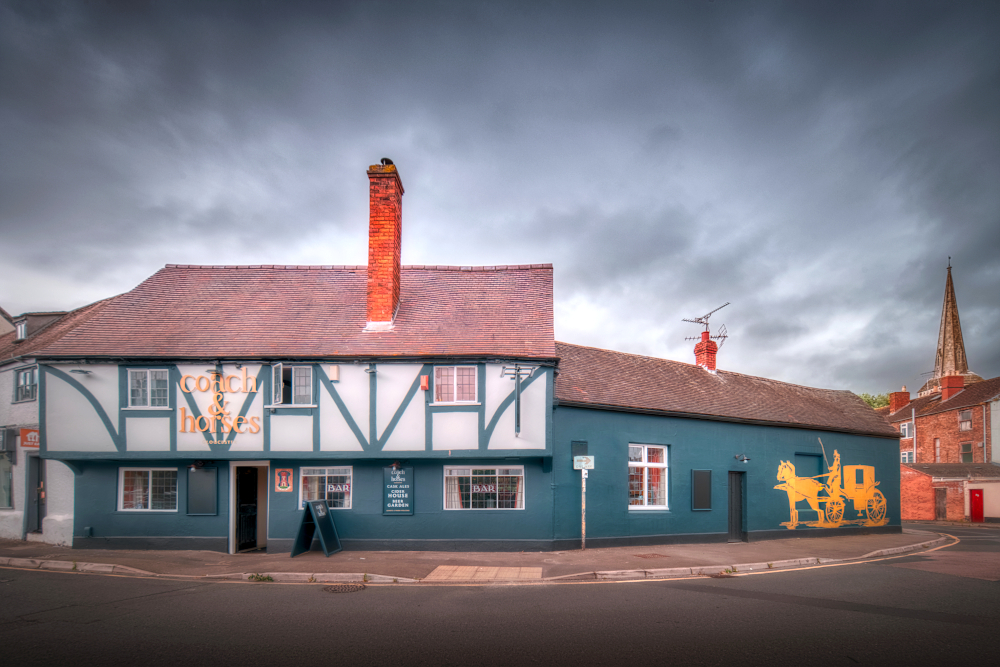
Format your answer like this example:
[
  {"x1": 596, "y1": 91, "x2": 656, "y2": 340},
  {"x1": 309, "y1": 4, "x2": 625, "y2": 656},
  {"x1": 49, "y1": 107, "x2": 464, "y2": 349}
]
[{"x1": 889, "y1": 389, "x2": 911, "y2": 413}]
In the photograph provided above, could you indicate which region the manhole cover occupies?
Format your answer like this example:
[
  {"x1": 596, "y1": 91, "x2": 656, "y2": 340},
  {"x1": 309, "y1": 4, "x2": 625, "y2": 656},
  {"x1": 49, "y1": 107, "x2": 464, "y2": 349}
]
[
  {"x1": 633, "y1": 553, "x2": 668, "y2": 559},
  {"x1": 323, "y1": 584, "x2": 366, "y2": 593}
]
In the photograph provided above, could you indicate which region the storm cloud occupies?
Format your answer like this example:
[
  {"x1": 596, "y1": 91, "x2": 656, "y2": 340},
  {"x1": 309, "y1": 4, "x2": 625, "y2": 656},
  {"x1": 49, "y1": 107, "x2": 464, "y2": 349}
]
[{"x1": 2, "y1": 0, "x2": 998, "y2": 394}]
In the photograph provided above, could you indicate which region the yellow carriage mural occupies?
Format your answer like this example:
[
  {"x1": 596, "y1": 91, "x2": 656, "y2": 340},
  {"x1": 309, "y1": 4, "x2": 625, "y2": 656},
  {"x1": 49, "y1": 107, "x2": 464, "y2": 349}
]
[{"x1": 774, "y1": 449, "x2": 888, "y2": 529}]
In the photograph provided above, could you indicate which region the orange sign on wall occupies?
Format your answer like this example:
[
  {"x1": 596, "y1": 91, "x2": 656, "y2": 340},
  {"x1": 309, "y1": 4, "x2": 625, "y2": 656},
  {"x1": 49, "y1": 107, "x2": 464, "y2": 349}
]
[{"x1": 20, "y1": 428, "x2": 39, "y2": 448}]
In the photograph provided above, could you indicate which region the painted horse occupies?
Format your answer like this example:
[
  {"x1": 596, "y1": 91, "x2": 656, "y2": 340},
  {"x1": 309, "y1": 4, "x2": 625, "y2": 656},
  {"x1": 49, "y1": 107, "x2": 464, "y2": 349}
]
[{"x1": 774, "y1": 460, "x2": 826, "y2": 527}]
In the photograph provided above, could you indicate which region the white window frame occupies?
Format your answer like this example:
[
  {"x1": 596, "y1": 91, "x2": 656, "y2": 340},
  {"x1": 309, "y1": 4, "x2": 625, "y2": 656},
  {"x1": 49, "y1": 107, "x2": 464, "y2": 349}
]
[
  {"x1": 628, "y1": 444, "x2": 669, "y2": 510},
  {"x1": 117, "y1": 467, "x2": 178, "y2": 512},
  {"x1": 271, "y1": 364, "x2": 314, "y2": 406},
  {"x1": 901, "y1": 451, "x2": 914, "y2": 463},
  {"x1": 300, "y1": 466, "x2": 353, "y2": 510},
  {"x1": 443, "y1": 466, "x2": 525, "y2": 510},
  {"x1": 14, "y1": 366, "x2": 37, "y2": 403},
  {"x1": 899, "y1": 422, "x2": 912, "y2": 439},
  {"x1": 127, "y1": 369, "x2": 170, "y2": 408},
  {"x1": 958, "y1": 410, "x2": 973, "y2": 432},
  {"x1": 14, "y1": 321, "x2": 26, "y2": 340},
  {"x1": 433, "y1": 365, "x2": 478, "y2": 404}
]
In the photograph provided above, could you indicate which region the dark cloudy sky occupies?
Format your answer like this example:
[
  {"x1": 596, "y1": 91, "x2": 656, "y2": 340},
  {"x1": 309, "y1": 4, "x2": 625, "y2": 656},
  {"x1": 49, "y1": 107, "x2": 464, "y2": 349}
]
[{"x1": 2, "y1": 0, "x2": 998, "y2": 394}]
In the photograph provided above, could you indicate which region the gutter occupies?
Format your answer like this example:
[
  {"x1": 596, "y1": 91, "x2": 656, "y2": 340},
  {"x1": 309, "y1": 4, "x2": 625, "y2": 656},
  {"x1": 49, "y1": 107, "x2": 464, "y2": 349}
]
[{"x1": 554, "y1": 399, "x2": 901, "y2": 439}]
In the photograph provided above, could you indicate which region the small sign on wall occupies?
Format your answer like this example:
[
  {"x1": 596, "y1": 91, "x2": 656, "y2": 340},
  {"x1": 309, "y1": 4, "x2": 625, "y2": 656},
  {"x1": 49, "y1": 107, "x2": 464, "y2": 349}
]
[
  {"x1": 573, "y1": 455, "x2": 594, "y2": 470},
  {"x1": 274, "y1": 468, "x2": 294, "y2": 492},
  {"x1": 383, "y1": 466, "x2": 414, "y2": 515},
  {"x1": 20, "y1": 428, "x2": 39, "y2": 448}
]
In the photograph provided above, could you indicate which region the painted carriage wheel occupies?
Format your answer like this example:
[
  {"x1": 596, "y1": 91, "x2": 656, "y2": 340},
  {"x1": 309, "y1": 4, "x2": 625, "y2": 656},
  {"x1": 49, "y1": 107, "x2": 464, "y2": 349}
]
[
  {"x1": 867, "y1": 490, "x2": 887, "y2": 523},
  {"x1": 825, "y1": 496, "x2": 845, "y2": 524}
]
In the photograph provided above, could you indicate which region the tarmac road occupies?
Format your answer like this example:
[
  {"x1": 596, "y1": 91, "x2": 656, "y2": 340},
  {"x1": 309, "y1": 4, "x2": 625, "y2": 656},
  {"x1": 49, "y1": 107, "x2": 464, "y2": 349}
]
[{"x1": 3, "y1": 526, "x2": 998, "y2": 667}]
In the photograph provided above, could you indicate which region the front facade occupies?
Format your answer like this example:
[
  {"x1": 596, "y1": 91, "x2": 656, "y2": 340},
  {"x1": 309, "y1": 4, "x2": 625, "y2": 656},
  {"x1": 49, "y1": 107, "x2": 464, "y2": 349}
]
[{"x1": 26, "y1": 162, "x2": 901, "y2": 552}]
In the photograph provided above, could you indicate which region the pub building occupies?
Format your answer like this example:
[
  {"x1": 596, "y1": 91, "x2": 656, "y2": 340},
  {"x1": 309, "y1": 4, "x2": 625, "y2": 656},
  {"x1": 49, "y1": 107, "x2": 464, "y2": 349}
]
[{"x1": 30, "y1": 162, "x2": 900, "y2": 552}]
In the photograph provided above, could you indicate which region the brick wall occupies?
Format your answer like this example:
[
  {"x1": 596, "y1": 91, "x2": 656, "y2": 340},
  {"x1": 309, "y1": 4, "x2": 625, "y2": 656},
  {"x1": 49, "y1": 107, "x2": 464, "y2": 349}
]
[
  {"x1": 366, "y1": 164, "x2": 403, "y2": 323},
  {"x1": 942, "y1": 480, "x2": 966, "y2": 521},
  {"x1": 906, "y1": 403, "x2": 991, "y2": 464},
  {"x1": 900, "y1": 466, "x2": 934, "y2": 520}
]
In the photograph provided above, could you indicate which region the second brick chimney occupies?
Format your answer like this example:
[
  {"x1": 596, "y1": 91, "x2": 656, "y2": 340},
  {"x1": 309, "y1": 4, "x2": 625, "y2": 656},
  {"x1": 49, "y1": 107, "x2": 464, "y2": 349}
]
[
  {"x1": 365, "y1": 160, "x2": 404, "y2": 330},
  {"x1": 940, "y1": 374, "x2": 964, "y2": 401},
  {"x1": 694, "y1": 331, "x2": 718, "y2": 372},
  {"x1": 889, "y1": 386, "x2": 910, "y2": 413}
]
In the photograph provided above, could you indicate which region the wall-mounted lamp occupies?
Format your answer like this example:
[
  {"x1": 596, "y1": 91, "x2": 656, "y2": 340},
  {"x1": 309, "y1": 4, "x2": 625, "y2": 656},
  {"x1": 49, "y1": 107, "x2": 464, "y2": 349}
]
[
  {"x1": 734, "y1": 454, "x2": 750, "y2": 464},
  {"x1": 69, "y1": 369, "x2": 92, "y2": 375}
]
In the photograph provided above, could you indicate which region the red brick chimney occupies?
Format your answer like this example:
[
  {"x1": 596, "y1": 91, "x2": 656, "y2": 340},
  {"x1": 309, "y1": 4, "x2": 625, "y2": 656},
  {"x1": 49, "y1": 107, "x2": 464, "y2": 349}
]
[
  {"x1": 366, "y1": 160, "x2": 404, "y2": 329},
  {"x1": 940, "y1": 374, "x2": 964, "y2": 401},
  {"x1": 694, "y1": 331, "x2": 718, "y2": 371},
  {"x1": 889, "y1": 386, "x2": 910, "y2": 413}
]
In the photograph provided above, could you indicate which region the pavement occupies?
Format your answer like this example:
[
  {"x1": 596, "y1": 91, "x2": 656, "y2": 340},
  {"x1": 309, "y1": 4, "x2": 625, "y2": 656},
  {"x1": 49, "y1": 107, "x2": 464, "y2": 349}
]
[{"x1": 0, "y1": 523, "x2": 984, "y2": 585}]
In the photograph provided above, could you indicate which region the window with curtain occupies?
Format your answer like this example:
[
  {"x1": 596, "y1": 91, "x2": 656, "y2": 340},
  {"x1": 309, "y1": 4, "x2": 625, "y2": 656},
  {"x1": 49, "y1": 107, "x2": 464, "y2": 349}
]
[
  {"x1": 629, "y1": 444, "x2": 668, "y2": 509},
  {"x1": 444, "y1": 467, "x2": 524, "y2": 509}
]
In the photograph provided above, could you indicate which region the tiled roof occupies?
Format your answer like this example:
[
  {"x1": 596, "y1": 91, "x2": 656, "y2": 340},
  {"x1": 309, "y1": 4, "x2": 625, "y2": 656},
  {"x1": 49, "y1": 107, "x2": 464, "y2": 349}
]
[
  {"x1": 887, "y1": 376, "x2": 1000, "y2": 423},
  {"x1": 902, "y1": 463, "x2": 1000, "y2": 479},
  {"x1": 37, "y1": 264, "x2": 555, "y2": 359},
  {"x1": 554, "y1": 342, "x2": 900, "y2": 438},
  {"x1": 874, "y1": 405, "x2": 891, "y2": 417},
  {"x1": 0, "y1": 298, "x2": 116, "y2": 364}
]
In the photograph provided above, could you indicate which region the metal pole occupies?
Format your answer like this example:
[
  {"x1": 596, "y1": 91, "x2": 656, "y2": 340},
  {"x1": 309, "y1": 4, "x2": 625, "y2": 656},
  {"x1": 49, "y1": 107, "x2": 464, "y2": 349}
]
[
  {"x1": 514, "y1": 366, "x2": 521, "y2": 436},
  {"x1": 581, "y1": 470, "x2": 587, "y2": 550}
]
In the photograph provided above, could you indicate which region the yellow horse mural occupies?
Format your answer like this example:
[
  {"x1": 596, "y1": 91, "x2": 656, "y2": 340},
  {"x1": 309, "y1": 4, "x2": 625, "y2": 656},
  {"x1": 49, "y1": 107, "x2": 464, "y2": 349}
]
[{"x1": 774, "y1": 449, "x2": 887, "y2": 529}]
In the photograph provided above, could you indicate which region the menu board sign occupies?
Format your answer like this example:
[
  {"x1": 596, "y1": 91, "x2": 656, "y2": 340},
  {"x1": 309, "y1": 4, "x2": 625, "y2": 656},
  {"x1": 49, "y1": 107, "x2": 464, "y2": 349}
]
[{"x1": 383, "y1": 466, "x2": 414, "y2": 515}]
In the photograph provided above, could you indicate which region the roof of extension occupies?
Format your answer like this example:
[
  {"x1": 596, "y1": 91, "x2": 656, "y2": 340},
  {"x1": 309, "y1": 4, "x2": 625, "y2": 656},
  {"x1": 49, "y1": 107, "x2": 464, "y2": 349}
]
[
  {"x1": 0, "y1": 298, "x2": 117, "y2": 364},
  {"x1": 554, "y1": 342, "x2": 900, "y2": 438},
  {"x1": 886, "y1": 375, "x2": 1000, "y2": 423},
  {"x1": 902, "y1": 463, "x2": 1000, "y2": 479},
  {"x1": 36, "y1": 264, "x2": 555, "y2": 360}
]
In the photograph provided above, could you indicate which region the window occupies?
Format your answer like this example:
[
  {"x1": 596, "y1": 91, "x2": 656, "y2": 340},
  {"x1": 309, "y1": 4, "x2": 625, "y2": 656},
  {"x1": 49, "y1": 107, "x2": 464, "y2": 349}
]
[
  {"x1": 901, "y1": 451, "x2": 914, "y2": 463},
  {"x1": 0, "y1": 451, "x2": 12, "y2": 508},
  {"x1": 935, "y1": 438, "x2": 941, "y2": 462},
  {"x1": 959, "y1": 410, "x2": 972, "y2": 431},
  {"x1": 961, "y1": 443, "x2": 973, "y2": 463},
  {"x1": 128, "y1": 369, "x2": 169, "y2": 407},
  {"x1": 444, "y1": 466, "x2": 524, "y2": 509},
  {"x1": 629, "y1": 444, "x2": 668, "y2": 509},
  {"x1": 272, "y1": 364, "x2": 313, "y2": 405},
  {"x1": 301, "y1": 467, "x2": 352, "y2": 509},
  {"x1": 435, "y1": 366, "x2": 477, "y2": 403},
  {"x1": 14, "y1": 367, "x2": 37, "y2": 402},
  {"x1": 899, "y1": 422, "x2": 912, "y2": 438},
  {"x1": 118, "y1": 468, "x2": 177, "y2": 511},
  {"x1": 14, "y1": 321, "x2": 26, "y2": 340}
]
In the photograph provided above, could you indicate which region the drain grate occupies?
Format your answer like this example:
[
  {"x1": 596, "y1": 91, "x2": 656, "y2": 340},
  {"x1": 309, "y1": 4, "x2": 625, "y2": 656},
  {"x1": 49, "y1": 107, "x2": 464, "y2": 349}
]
[
  {"x1": 323, "y1": 584, "x2": 366, "y2": 594},
  {"x1": 632, "y1": 553, "x2": 668, "y2": 559}
]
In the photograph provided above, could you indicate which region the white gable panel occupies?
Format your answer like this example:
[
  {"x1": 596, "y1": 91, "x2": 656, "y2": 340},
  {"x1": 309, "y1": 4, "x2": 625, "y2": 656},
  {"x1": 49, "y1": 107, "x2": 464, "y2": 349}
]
[
  {"x1": 270, "y1": 415, "x2": 313, "y2": 451},
  {"x1": 126, "y1": 417, "x2": 171, "y2": 451},
  {"x1": 382, "y1": 395, "x2": 426, "y2": 451},
  {"x1": 335, "y1": 364, "x2": 370, "y2": 437},
  {"x1": 45, "y1": 374, "x2": 117, "y2": 452},
  {"x1": 432, "y1": 412, "x2": 478, "y2": 450},
  {"x1": 488, "y1": 375, "x2": 546, "y2": 450}
]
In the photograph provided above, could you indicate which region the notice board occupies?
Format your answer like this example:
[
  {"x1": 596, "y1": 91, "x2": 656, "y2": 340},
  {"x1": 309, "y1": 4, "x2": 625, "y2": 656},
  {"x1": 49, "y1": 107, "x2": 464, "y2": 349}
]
[
  {"x1": 290, "y1": 500, "x2": 342, "y2": 557},
  {"x1": 383, "y1": 466, "x2": 414, "y2": 515}
]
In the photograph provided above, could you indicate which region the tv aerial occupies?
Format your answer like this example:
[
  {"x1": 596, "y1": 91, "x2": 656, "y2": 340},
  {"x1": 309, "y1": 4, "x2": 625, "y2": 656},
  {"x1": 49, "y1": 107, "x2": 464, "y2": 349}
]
[{"x1": 683, "y1": 302, "x2": 730, "y2": 348}]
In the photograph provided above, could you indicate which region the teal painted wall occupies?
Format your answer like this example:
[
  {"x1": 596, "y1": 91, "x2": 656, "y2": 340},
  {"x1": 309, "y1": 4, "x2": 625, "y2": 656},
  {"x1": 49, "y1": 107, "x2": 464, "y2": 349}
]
[
  {"x1": 552, "y1": 406, "x2": 901, "y2": 540},
  {"x1": 71, "y1": 461, "x2": 230, "y2": 539}
]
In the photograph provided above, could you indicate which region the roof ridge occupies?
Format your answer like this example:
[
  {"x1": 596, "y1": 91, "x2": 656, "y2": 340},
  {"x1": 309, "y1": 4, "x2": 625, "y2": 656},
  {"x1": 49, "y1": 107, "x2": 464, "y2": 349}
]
[{"x1": 162, "y1": 263, "x2": 552, "y2": 271}]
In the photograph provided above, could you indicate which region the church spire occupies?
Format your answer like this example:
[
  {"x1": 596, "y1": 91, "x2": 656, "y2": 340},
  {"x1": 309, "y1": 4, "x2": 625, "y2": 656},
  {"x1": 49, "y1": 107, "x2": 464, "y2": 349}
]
[{"x1": 918, "y1": 262, "x2": 983, "y2": 396}]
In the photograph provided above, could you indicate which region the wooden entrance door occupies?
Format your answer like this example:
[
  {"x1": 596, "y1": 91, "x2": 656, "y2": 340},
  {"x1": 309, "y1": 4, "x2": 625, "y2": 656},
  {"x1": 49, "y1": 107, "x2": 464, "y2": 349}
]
[
  {"x1": 26, "y1": 456, "x2": 45, "y2": 533},
  {"x1": 934, "y1": 488, "x2": 947, "y2": 520},
  {"x1": 235, "y1": 467, "x2": 258, "y2": 551},
  {"x1": 728, "y1": 471, "x2": 746, "y2": 542}
]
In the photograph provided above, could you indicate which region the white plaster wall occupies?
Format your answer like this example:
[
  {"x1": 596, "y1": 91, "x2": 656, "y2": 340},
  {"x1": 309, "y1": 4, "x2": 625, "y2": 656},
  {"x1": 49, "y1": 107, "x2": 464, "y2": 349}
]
[
  {"x1": 382, "y1": 397, "x2": 426, "y2": 451},
  {"x1": 37, "y1": 460, "x2": 74, "y2": 546},
  {"x1": 966, "y1": 481, "x2": 1000, "y2": 518},
  {"x1": 335, "y1": 364, "x2": 370, "y2": 434},
  {"x1": 125, "y1": 417, "x2": 171, "y2": 451},
  {"x1": 432, "y1": 412, "x2": 479, "y2": 450},
  {"x1": 0, "y1": 451, "x2": 25, "y2": 540},
  {"x1": 375, "y1": 364, "x2": 421, "y2": 439},
  {"x1": 487, "y1": 374, "x2": 546, "y2": 450},
  {"x1": 45, "y1": 373, "x2": 117, "y2": 452},
  {"x1": 54, "y1": 364, "x2": 119, "y2": 423},
  {"x1": 270, "y1": 415, "x2": 313, "y2": 451},
  {"x1": 1, "y1": 362, "x2": 42, "y2": 426},
  {"x1": 483, "y1": 364, "x2": 509, "y2": 426},
  {"x1": 319, "y1": 384, "x2": 363, "y2": 451}
]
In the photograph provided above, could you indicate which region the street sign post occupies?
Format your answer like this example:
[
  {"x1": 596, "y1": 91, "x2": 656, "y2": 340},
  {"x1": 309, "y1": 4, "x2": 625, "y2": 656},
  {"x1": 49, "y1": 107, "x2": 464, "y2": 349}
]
[{"x1": 573, "y1": 456, "x2": 594, "y2": 549}]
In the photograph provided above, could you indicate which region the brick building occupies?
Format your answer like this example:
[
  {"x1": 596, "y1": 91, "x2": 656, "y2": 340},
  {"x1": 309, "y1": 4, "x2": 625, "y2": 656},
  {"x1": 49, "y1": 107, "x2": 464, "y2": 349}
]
[{"x1": 886, "y1": 264, "x2": 1000, "y2": 522}]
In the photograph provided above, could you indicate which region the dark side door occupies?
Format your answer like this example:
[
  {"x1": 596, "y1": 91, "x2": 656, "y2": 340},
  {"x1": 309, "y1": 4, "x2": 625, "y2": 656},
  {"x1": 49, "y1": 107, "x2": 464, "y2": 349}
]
[{"x1": 235, "y1": 467, "x2": 258, "y2": 551}]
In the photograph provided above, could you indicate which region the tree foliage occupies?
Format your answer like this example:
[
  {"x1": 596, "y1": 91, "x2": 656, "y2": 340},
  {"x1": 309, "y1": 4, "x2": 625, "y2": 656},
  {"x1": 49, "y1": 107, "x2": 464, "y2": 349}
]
[{"x1": 858, "y1": 392, "x2": 890, "y2": 408}]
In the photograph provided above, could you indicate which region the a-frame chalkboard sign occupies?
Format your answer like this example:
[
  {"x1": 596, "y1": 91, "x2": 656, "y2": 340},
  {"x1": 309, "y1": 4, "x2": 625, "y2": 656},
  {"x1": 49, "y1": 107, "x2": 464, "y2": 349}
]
[{"x1": 290, "y1": 500, "x2": 343, "y2": 557}]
